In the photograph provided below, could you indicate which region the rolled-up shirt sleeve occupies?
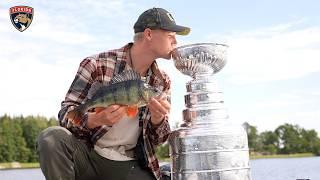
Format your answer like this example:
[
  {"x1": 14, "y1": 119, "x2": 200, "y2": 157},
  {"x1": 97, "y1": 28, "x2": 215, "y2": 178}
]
[
  {"x1": 147, "y1": 87, "x2": 172, "y2": 146},
  {"x1": 59, "y1": 58, "x2": 97, "y2": 130}
]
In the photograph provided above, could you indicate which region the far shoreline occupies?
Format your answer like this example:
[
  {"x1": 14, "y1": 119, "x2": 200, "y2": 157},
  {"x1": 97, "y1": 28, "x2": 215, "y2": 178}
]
[
  {"x1": 0, "y1": 153, "x2": 317, "y2": 170},
  {"x1": 250, "y1": 152, "x2": 316, "y2": 159}
]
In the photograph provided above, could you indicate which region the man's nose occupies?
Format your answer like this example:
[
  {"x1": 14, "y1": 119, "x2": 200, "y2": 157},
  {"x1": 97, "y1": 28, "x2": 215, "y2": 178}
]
[{"x1": 172, "y1": 36, "x2": 177, "y2": 47}]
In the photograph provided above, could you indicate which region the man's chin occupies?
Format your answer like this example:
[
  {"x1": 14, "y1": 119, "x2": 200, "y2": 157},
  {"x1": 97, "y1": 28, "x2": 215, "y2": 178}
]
[
  {"x1": 159, "y1": 55, "x2": 171, "y2": 60},
  {"x1": 167, "y1": 52, "x2": 174, "y2": 60},
  {"x1": 158, "y1": 52, "x2": 173, "y2": 60}
]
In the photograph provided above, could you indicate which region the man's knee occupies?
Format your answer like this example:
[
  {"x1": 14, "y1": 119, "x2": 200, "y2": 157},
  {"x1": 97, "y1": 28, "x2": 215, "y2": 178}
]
[{"x1": 37, "y1": 126, "x2": 71, "y2": 152}]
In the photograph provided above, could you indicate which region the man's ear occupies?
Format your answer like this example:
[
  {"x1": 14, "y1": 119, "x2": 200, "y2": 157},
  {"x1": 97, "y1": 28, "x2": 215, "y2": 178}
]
[{"x1": 143, "y1": 28, "x2": 153, "y2": 41}]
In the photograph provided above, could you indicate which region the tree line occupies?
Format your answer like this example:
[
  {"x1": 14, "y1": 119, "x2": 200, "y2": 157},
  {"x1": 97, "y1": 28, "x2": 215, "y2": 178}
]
[
  {"x1": 243, "y1": 122, "x2": 320, "y2": 156},
  {"x1": 0, "y1": 115, "x2": 58, "y2": 162},
  {"x1": 1, "y1": 115, "x2": 319, "y2": 163}
]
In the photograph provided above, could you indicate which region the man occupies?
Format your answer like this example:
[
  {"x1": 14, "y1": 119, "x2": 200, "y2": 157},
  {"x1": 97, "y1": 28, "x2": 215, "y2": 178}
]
[{"x1": 37, "y1": 7, "x2": 190, "y2": 180}]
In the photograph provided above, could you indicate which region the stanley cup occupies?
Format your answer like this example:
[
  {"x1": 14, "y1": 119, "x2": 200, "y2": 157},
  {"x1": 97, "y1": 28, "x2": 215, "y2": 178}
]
[{"x1": 169, "y1": 43, "x2": 251, "y2": 180}]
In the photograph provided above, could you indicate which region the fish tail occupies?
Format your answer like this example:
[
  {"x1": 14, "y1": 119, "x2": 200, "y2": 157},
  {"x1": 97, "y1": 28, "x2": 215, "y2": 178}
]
[{"x1": 66, "y1": 105, "x2": 86, "y2": 126}]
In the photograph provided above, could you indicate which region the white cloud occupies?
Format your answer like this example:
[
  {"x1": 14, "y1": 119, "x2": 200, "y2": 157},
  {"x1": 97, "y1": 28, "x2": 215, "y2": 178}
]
[
  {"x1": 210, "y1": 22, "x2": 320, "y2": 84},
  {"x1": 310, "y1": 91, "x2": 320, "y2": 96},
  {"x1": 0, "y1": 58, "x2": 75, "y2": 117},
  {"x1": 227, "y1": 88, "x2": 320, "y2": 133},
  {"x1": 251, "y1": 111, "x2": 320, "y2": 133},
  {"x1": 252, "y1": 92, "x2": 306, "y2": 109}
]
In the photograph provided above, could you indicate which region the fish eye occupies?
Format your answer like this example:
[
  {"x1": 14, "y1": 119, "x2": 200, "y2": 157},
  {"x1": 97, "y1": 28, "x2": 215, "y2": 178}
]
[{"x1": 154, "y1": 88, "x2": 161, "y2": 93}]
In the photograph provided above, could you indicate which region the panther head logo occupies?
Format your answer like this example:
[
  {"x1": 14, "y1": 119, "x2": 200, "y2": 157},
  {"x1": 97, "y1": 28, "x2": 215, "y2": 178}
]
[
  {"x1": 10, "y1": 6, "x2": 34, "y2": 32},
  {"x1": 14, "y1": 14, "x2": 32, "y2": 31}
]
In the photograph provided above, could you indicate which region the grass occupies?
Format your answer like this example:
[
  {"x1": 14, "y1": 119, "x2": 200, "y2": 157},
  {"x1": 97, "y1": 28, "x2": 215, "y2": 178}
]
[
  {"x1": 0, "y1": 162, "x2": 39, "y2": 169},
  {"x1": 250, "y1": 153, "x2": 315, "y2": 159}
]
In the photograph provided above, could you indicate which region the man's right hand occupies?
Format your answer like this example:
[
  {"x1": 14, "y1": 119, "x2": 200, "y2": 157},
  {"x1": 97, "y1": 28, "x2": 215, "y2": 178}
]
[{"x1": 86, "y1": 105, "x2": 127, "y2": 129}]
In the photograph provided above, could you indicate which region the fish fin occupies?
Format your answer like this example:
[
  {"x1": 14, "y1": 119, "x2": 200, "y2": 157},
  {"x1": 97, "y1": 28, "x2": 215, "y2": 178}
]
[
  {"x1": 126, "y1": 105, "x2": 139, "y2": 118},
  {"x1": 87, "y1": 81, "x2": 108, "y2": 99},
  {"x1": 110, "y1": 70, "x2": 141, "y2": 84},
  {"x1": 66, "y1": 107, "x2": 84, "y2": 126},
  {"x1": 94, "y1": 107, "x2": 105, "y2": 114}
]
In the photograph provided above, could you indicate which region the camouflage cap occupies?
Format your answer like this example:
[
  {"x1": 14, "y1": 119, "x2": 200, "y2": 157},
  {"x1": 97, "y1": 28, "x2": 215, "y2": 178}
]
[{"x1": 134, "y1": 8, "x2": 190, "y2": 35}]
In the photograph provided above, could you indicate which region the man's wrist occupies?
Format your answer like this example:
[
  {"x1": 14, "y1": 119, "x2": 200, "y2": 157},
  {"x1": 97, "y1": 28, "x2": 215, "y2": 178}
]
[
  {"x1": 78, "y1": 113, "x2": 88, "y2": 128},
  {"x1": 151, "y1": 117, "x2": 164, "y2": 128},
  {"x1": 86, "y1": 113, "x2": 97, "y2": 129}
]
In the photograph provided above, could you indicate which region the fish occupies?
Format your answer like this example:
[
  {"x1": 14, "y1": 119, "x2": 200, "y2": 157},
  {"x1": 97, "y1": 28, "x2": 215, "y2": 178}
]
[{"x1": 66, "y1": 70, "x2": 161, "y2": 125}]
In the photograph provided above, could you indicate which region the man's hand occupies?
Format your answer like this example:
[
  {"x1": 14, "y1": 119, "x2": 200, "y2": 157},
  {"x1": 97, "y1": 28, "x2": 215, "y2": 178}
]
[
  {"x1": 148, "y1": 94, "x2": 171, "y2": 126},
  {"x1": 86, "y1": 105, "x2": 127, "y2": 129}
]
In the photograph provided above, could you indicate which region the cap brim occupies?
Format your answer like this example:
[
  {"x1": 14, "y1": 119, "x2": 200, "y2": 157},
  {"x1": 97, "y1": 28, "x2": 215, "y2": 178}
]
[{"x1": 162, "y1": 24, "x2": 191, "y2": 36}]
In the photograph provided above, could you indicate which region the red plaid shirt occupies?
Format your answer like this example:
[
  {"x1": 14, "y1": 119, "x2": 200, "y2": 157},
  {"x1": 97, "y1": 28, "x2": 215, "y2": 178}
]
[{"x1": 58, "y1": 43, "x2": 171, "y2": 179}]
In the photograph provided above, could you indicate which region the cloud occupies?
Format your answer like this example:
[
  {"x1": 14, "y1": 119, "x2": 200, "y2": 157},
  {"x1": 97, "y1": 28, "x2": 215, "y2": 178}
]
[
  {"x1": 251, "y1": 110, "x2": 320, "y2": 133},
  {"x1": 0, "y1": 57, "x2": 75, "y2": 117},
  {"x1": 227, "y1": 88, "x2": 320, "y2": 133},
  {"x1": 208, "y1": 22, "x2": 320, "y2": 84}
]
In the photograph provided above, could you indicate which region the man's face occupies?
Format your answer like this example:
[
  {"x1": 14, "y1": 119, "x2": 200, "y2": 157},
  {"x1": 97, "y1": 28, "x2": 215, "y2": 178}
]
[{"x1": 149, "y1": 29, "x2": 177, "y2": 59}]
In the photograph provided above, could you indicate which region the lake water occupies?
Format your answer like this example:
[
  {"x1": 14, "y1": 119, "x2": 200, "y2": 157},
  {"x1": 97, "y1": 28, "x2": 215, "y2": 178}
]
[
  {"x1": 250, "y1": 156, "x2": 320, "y2": 180},
  {"x1": 0, "y1": 157, "x2": 319, "y2": 180}
]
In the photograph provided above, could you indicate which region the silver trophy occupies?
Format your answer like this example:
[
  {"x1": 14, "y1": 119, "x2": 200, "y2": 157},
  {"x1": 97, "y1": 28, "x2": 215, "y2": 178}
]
[{"x1": 169, "y1": 43, "x2": 251, "y2": 180}]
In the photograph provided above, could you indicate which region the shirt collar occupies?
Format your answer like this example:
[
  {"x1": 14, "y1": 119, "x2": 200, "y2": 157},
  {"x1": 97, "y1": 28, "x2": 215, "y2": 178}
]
[{"x1": 120, "y1": 42, "x2": 162, "y2": 82}]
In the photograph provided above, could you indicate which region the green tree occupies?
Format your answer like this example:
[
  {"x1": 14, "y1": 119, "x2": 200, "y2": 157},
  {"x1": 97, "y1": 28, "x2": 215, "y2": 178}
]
[
  {"x1": 156, "y1": 143, "x2": 170, "y2": 159},
  {"x1": 20, "y1": 116, "x2": 49, "y2": 162},
  {"x1": 48, "y1": 117, "x2": 58, "y2": 126},
  {"x1": 0, "y1": 115, "x2": 30, "y2": 162},
  {"x1": 275, "y1": 124, "x2": 303, "y2": 154},
  {"x1": 0, "y1": 115, "x2": 58, "y2": 162},
  {"x1": 0, "y1": 115, "x2": 15, "y2": 161},
  {"x1": 260, "y1": 131, "x2": 278, "y2": 154},
  {"x1": 12, "y1": 116, "x2": 31, "y2": 162},
  {"x1": 300, "y1": 129, "x2": 320, "y2": 155},
  {"x1": 313, "y1": 139, "x2": 320, "y2": 156},
  {"x1": 243, "y1": 122, "x2": 261, "y2": 152}
]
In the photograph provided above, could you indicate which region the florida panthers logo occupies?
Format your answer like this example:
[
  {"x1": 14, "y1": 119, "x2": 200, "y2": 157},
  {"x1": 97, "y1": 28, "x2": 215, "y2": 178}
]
[{"x1": 10, "y1": 6, "x2": 34, "y2": 32}]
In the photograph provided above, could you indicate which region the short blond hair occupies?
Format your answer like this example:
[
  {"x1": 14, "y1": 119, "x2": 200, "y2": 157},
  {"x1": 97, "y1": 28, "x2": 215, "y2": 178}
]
[{"x1": 133, "y1": 32, "x2": 144, "y2": 42}]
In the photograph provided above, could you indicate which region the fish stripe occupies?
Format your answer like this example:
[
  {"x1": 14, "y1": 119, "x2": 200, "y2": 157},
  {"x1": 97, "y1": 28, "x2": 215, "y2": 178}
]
[
  {"x1": 137, "y1": 81, "x2": 144, "y2": 101},
  {"x1": 111, "y1": 83, "x2": 117, "y2": 104},
  {"x1": 126, "y1": 80, "x2": 131, "y2": 103}
]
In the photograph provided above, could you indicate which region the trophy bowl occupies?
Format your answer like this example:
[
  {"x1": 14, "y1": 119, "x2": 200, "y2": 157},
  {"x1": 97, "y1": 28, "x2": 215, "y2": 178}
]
[{"x1": 172, "y1": 43, "x2": 228, "y2": 78}]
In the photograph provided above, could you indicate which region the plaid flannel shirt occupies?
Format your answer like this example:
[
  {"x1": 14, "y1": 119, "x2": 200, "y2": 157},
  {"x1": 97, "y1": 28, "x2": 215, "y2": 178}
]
[{"x1": 58, "y1": 43, "x2": 171, "y2": 180}]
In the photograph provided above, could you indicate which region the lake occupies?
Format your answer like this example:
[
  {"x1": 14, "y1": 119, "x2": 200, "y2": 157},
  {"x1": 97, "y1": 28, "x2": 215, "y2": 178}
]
[
  {"x1": 250, "y1": 156, "x2": 320, "y2": 180},
  {"x1": 0, "y1": 157, "x2": 319, "y2": 180}
]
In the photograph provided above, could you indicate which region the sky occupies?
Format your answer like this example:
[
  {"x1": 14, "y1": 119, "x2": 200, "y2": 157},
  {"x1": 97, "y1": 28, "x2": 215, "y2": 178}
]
[{"x1": 0, "y1": 0, "x2": 319, "y2": 134}]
